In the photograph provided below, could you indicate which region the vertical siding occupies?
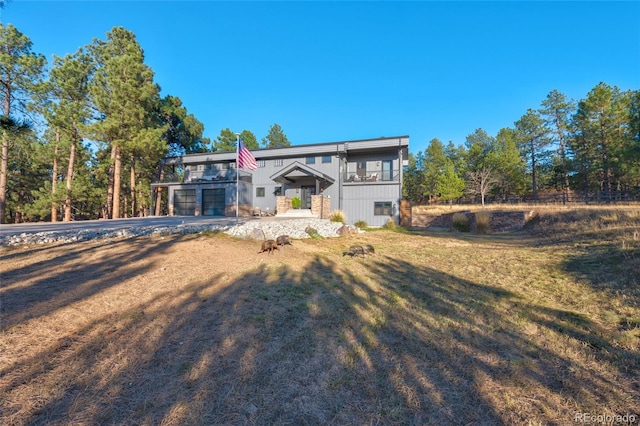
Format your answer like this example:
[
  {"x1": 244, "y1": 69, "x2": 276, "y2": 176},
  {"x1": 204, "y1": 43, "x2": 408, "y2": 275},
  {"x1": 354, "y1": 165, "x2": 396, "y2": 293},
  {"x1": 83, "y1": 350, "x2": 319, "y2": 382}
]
[
  {"x1": 161, "y1": 137, "x2": 407, "y2": 221},
  {"x1": 342, "y1": 183, "x2": 401, "y2": 226}
]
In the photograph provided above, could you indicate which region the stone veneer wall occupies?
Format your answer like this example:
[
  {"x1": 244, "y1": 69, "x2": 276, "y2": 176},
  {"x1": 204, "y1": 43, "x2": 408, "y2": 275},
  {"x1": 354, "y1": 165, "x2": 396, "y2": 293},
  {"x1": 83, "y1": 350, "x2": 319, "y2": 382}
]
[
  {"x1": 311, "y1": 195, "x2": 331, "y2": 219},
  {"x1": 276, "y1": 196, "x2": 292, "y2": 215}
]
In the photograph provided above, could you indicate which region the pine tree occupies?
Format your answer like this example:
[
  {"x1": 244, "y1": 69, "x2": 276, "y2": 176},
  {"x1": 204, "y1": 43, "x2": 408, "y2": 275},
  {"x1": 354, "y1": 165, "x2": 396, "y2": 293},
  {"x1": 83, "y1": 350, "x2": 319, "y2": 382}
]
[
  {"x1": 262, "y1": 123, "x2": 290, "y2": 148},
  {"x1": 0, "y1": 24, "x2": 46, "y2": 223},
  {"x1": 515, "y1": 109, "x2": 551, "y2": 201},
  {"x1": 571, "y1": 82, "x2": 631, "y2": 201},
  {"x1": 540, "y1": 90, "x2": 575, "y2": 203},
  {"x1": 88, "y1": 27, "x2": 165, "y2": 219},
  {"x1": 41, "y1": 49, "x2": 94, "y2": 221}
]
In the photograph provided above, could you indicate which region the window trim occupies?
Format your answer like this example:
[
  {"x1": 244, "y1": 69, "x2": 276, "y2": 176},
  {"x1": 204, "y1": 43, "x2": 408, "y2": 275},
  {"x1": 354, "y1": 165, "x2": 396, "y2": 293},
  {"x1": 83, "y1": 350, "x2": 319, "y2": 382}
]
[{"x1": 374, "y1": 201, "x2": 392, "y2": 216}]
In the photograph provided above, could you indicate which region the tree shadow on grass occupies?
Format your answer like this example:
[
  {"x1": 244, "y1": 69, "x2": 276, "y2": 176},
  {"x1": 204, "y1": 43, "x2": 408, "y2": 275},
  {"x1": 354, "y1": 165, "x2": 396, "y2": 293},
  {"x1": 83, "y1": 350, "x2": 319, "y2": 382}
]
[
  {"x1": 0, "y1": 237, "x2": 178, "y2": 329},
  {"x1": 2, "y1": 248, "x2": 638, "y2": 425}
]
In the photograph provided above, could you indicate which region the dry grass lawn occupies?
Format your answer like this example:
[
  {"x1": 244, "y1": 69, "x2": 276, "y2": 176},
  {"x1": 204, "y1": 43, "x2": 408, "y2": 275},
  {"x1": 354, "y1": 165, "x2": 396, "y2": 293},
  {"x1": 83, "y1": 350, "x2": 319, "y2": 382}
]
[{"x1": 1, "y1": 206, "x2": 639, "y2": 425}]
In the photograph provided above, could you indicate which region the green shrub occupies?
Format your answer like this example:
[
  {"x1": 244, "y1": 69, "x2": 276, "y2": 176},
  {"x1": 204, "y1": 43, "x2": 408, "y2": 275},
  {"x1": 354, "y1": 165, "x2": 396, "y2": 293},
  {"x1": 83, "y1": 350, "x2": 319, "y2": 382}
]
[
  {"x1": 475, "y1": 210, "x2": 491, "y2": 234},
  {"x1": 452, "y1": 212, "x2": 470, "y2": 232},
  {"x1": 329, "y1": 209, "x2": 346, "y2": 224},
  {"x1": 354, "y1": 220, "x2": 368, "y2": 229},
  {"x1": 291, "y1": 196, "x2": 302, "y2": 209}
]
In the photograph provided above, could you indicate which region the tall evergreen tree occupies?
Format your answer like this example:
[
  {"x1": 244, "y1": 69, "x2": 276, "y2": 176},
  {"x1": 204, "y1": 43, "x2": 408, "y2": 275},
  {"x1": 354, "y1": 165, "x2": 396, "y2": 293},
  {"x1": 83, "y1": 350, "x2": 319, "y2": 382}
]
[
  {"x1": 240, "y1": 130, "x2": 258, "y2": 149},
  {"x1": 41, "y1": 49, "x2": 94, "y2": 221},
  {"x1": 540, "y1": 90, "x2": 575, "y2": 202},
  {"x1": 515, "y1": 109, "x2": 551, "y2": 201},
  {"x1": 88, "y1": 26, "x2": 165, "y2": 219},
  {"x1": 262, "y1": 123, "x2": 290, "y2": 148},
  {"x1": 402, "y1": 151, "x2": 428, "y2": 204},
  {"x1": 436, "y1": 159, "x2": 465, "y2": 207},
  {"x1": 571, "y1": 82, "x2": 630, "y2": 201},
  {"x1": 422, "y1": 138, "x2": 448, "y2": 202},
  {"x1": 213, "y1": 128, "x2": 258, "y2": 152},
  {"x1": 0, "y1": 23, "x2": 46, "y2": 223},
  {"x1": 158, "y1": 95, "x2": 209, "y2": 156},
  {"x1": 492, "y1": 128, "x2": 527, "y2": 200}
]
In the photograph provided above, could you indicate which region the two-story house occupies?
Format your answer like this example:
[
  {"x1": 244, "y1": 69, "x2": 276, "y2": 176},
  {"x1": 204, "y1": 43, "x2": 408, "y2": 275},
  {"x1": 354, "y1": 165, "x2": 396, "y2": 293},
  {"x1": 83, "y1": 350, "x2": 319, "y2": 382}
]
[{"x1": 152, "y1": 135, "x2": 409, "y2": 226}]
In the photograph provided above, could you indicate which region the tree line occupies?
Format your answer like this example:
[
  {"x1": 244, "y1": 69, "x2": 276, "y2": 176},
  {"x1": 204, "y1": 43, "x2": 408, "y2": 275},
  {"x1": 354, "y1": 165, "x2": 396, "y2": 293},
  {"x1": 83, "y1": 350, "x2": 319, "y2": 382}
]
[
  {"x1": 0, "y1": 24, "x2": 290, "y2": 223},
  {"x1": 1, "y1": 22, "x2": 638, "y2": 224},
  {"x1": 403, "y1": 85, "x2": 640, "y2": 206}
]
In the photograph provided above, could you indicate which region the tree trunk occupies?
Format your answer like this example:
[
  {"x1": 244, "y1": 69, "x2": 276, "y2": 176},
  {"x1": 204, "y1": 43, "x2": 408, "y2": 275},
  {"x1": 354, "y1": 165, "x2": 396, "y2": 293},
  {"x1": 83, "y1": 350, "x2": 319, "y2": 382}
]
[
  {"x1": 130, "y1": 155, "x2": 136, "y2": 218},
  {"x1": 106, "y1": 145, "x2": 116, "y2": 219},
  {"x1": 64, "y1": 129, "x2": 78, "y2": 221},
  {"x1": 0, "y1": 130, "x2": 8, "y2": 224},
  {"x1": 530, "y1": 140, "x2": 538, "y2": 202},
  {"x1": 51, "y1": 130, "x2": 60, "y2": 222},
  {"x1": 113, "y1": 145, "x2": 122, "y2": 219},
  {"x1": 154, "y1": 167, "x2": 165, "y2": 216}
]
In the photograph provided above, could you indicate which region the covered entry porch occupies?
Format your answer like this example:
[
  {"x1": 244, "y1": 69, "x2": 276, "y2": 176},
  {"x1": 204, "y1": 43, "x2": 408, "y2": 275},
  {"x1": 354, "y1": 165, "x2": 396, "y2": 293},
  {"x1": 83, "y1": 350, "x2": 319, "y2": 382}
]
[{"x1": 270, "y1": 161, "x2": 335, "y2": 209}]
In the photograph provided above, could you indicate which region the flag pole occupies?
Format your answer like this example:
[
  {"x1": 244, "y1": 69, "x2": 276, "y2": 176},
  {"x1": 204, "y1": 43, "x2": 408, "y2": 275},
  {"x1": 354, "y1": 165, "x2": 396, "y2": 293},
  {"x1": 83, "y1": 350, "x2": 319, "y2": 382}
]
[{"x1": 235, "y1": 133, "x2": 240, "y2": 224}]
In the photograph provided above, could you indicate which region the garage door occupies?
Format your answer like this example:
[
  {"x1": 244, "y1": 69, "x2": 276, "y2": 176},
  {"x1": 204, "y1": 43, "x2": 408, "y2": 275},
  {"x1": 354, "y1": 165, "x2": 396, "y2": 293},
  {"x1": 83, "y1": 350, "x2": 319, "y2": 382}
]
[
  {"x1": 202, "y1": 188, "x2": 225, "y2": 216},
  {"x1": 174, "y1": 189, "x2": 196, "y2": 215}
]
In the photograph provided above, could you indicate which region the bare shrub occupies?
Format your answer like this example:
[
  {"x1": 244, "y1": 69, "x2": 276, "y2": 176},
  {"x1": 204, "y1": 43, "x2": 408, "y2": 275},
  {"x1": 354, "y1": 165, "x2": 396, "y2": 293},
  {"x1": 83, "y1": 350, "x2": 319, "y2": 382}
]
[
  {"x1": 452, "y1": 212, "x2": 470, "y2": 232},
  {"x1": 475, "y1": 210, "x2": 491, "y2": 234}
]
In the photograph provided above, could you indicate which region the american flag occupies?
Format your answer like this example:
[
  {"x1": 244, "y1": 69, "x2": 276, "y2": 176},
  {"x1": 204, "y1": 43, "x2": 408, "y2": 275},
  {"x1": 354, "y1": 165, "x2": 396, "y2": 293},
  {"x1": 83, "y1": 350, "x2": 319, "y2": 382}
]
[{"x1": 237, "y1": 139, "x2": 258, "y2": 171}]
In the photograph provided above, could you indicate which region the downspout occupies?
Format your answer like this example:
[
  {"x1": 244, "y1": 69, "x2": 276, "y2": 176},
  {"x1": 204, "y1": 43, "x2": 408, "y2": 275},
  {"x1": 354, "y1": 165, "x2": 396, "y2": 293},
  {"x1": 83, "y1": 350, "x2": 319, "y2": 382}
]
[
  {"x1": 338, "y1": 143, "x2": 343, "y2": 210},
  {"x1": 398, "y1": 138, "x2": 403, "y2": 223}
]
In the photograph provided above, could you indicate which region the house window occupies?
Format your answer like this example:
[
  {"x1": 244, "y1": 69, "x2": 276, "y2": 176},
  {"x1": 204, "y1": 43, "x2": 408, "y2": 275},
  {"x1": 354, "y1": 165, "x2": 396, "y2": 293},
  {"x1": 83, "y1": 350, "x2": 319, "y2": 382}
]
[
  {"x1": 374, "y1": 202, "x2": 392, "y2": 216},
  {"x1": 274, "y1": 159, "x2": 283, "y2": 167},
  {"x1": 306, "y1": 156, "x2": 316, "y2": 164},
  {"x1": 256, "y1": 187, "x2": 265, "y2": 197},
  {"x1": 322, "y1": 155, "x2": 331, "y2": 163},
  {"x1": 382, "y1": 160, "x2": 393, "y2": 181},
  {"x1": 257, "y1": 160, "x2": 265, "y2": 168}
]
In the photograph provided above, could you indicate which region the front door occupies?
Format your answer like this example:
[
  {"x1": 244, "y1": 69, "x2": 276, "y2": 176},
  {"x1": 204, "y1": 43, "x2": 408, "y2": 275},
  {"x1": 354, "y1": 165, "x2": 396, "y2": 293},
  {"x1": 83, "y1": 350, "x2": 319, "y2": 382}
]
[{"x1": 301, "y1": 186, "x2": 316, "y2": 209}]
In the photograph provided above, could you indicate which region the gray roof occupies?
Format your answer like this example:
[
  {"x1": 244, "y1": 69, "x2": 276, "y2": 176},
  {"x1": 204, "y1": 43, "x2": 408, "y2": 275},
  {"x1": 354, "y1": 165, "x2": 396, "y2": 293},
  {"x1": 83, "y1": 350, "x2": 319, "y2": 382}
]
[{"x1": 163, "y1": 135, "x2": 409, "y2": 165}]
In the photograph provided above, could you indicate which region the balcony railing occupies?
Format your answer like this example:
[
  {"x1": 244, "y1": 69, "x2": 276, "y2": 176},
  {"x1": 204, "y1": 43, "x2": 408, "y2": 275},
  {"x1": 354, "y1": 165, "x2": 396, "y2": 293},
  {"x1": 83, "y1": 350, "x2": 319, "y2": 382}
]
[
  {"x1": 344, "y1": 170, "x2": 399, "y2": 183},
  {"x1": 156, "y1": 169, "x2": 252, "y2": 184}
]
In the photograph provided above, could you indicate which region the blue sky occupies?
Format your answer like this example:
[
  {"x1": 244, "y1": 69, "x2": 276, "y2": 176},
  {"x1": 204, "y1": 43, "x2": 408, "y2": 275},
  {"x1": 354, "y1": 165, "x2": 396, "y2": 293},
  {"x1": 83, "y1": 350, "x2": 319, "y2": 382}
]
[{"x1": 2, "y1": 1, "x2": 639, "y2": 154}]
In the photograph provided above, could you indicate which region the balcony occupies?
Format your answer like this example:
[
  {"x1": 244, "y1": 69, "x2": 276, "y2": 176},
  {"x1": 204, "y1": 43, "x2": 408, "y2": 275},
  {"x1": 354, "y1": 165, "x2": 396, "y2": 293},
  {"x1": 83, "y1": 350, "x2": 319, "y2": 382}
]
[
  {"x1": 156, "y1": 169, "x2": 252, "y2": 184},
  {"x1": 344, "y1": 170, "x2": 399, "y2": 183}
]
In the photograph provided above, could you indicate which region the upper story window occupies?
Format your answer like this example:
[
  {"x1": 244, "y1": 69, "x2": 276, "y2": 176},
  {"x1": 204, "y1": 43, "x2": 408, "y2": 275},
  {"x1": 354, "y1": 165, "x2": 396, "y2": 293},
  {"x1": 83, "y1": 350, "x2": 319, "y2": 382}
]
[
  {"x1": 306, "y1": 156, "x2": 316, "y2": 165},
  {"x1": 322, "y1": 155, "x2": 332, "y2": 163},
  {"x1": 274, "y1": 159, "x2": 283, "y2": 167},
  {"x1": 257, "y1": 160, "x2": 265, "y2": 168}
]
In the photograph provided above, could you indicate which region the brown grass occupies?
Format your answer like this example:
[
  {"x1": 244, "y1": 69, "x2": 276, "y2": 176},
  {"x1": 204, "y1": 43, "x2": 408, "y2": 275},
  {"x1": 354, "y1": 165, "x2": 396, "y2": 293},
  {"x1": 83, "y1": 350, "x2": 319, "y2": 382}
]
[{"x1": 1, "y1": 206, "x2": 639, "y2": 425}]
